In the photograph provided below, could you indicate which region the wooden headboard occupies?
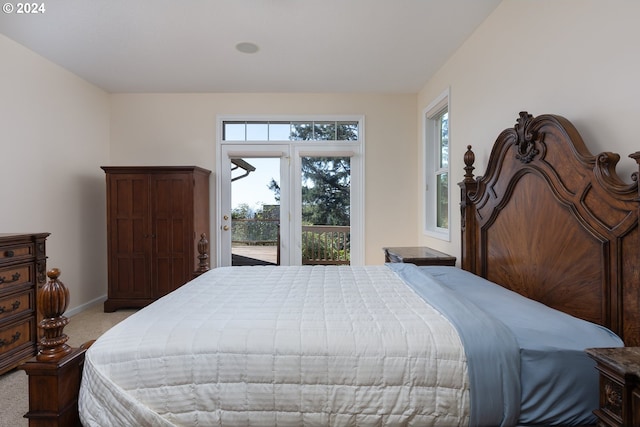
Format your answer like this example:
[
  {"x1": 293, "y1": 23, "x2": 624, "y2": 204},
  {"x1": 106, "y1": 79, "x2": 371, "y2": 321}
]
[{"x1": 460, "y1": 112, "x2": 640, "y2": 346}]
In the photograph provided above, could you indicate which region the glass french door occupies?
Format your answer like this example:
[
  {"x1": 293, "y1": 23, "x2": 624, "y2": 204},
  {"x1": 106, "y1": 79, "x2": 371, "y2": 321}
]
[
  {"x1": 217, "y1": 145, "x2": 360, "y2": 267},
  {"x1": 294, "y1": 154, "x2": 351, "y2": 266},
  {"x1": 218, "y1": 145, "x2": 289, "y2": 267}
]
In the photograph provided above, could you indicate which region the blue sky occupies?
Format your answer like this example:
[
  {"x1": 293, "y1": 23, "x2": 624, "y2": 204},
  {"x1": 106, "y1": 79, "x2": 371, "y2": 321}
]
[{"x1": 232, "y1": 157, "x2": 280, "y2": 211}]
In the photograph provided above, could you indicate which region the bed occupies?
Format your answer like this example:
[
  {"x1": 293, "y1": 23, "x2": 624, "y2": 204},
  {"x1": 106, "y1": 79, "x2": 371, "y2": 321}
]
[{"x1": 24, "y1": 112, "x2": 640, "y2": 426}]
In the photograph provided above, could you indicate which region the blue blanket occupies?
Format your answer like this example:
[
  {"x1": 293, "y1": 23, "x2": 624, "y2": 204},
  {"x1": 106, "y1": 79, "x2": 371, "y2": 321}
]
[{"x1": 388, "y1": 264, "x2": 623, "y2": 426}]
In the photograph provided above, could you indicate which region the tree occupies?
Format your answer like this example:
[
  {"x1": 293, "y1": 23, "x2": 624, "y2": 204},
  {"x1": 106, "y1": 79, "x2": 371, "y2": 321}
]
[
  {"x1": 267, "y1": 179, "x2": 280, "y2": 202},
  {"x1": 301, "y1": 157, "x2": 350, "y2": 226}
]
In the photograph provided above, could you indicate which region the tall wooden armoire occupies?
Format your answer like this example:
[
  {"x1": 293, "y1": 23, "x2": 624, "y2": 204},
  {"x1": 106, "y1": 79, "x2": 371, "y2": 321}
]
[{"x1": 102, "y1": 166, "x2": 210, "y2": 312}]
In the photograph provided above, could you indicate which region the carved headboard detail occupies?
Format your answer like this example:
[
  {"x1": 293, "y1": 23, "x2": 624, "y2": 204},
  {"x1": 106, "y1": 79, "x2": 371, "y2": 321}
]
[{"x1": 460, "y1": 112, "x2": 640, "y2": 346}]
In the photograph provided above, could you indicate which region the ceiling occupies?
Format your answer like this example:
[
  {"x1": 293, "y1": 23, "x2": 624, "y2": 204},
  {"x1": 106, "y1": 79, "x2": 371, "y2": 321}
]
[{"x1": 0, "y1": 0, "x2": 502, "y2": 93}]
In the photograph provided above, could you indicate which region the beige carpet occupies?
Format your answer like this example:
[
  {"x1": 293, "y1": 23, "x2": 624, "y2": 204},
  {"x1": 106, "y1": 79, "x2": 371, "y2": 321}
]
[{"x1": 0, "y1": 304, "x2": 135, "y2": 427}]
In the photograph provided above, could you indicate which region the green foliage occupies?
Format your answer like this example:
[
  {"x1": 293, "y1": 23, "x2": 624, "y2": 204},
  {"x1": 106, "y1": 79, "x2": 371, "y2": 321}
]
[
  {"x1": 231, "y1": 203, "x2": 253, "y2": 220},
  {"x1": 301, "y1": 156, "x2": 350, "y2": 226}
]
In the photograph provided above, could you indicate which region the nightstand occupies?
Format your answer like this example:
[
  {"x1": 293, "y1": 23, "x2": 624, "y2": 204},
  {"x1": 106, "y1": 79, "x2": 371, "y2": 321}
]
[
  {"x1": 586, "y1": 347, "x2": 640, "y2": 427},
  {"x1": 383, "y1": 246, "x2": 456, "y2": 267}
]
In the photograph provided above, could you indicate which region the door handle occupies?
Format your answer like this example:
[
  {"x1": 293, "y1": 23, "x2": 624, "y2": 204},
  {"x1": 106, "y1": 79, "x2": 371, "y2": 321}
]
[{"x1": 223, "y1": 225, "x2": 229, "y2": 231}]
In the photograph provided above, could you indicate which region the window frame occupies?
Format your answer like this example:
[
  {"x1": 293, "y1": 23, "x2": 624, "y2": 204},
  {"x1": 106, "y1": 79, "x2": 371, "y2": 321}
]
[
  {"x1": 423, "y1": 89, "x2": 451, "y2": 241},
  {"x1": 216, "y1": 114, "x2": 365, "y2": 266}
]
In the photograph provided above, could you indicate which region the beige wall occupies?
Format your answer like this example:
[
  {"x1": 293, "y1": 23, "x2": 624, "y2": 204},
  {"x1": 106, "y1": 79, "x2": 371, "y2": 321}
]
[
  {"x1": 418, "y1": 0, "x2": 640, "y2": 260},
  {"x1": 0, "y1": 34, "x2": 111, "y2": 313},
  {"x1": 109, "y1": 93, "x2": 419, "y2": 265}
]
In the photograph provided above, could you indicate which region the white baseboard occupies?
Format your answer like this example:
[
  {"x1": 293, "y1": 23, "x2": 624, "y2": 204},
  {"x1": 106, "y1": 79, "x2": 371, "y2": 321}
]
[{"x1": 65, "y1": 295, "x2": 107, "y2": 317}]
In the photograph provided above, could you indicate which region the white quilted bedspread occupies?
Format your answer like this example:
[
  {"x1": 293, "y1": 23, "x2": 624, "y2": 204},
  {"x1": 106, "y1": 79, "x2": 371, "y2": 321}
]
[{"x1": 80, "y1": 265, "x2": 469, "y2": 426}]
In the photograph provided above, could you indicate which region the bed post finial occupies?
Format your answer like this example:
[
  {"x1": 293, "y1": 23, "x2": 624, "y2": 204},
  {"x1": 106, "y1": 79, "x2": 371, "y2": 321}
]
[
  {"x1": 36, "y1": 268, "x2": 73, "y2": 361},
  {"x1": 195, "y1": 233, "x2": 210, "y2": 276},
  {"x1": 463, "y1": 145, "x2": 475, "y2": 182}
]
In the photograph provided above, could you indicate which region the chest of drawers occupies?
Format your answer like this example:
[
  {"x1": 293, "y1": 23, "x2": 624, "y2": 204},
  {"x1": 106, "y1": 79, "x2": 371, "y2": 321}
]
[{"x1": 0, "y1": 233, "x2": 49, "y2": 374}]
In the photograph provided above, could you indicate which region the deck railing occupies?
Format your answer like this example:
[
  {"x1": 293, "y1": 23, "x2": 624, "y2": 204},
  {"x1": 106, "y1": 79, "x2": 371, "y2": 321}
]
[
  {"x1": 301, "y1": 225, "x2": 350, "y2": 265},
  {"x1": 232, "y1": 219, "x2": 350, "y2": 265},
  {"x1": 232, "y1": 219, "x2": 278, "y2": 244}
]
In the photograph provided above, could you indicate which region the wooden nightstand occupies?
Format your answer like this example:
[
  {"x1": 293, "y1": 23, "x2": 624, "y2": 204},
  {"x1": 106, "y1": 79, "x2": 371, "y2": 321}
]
[
  {"x1": 383, "y1": 246, "x2": 456, "y2": 266},
  {"x1": 586, "y1": 347, "x2": 640, "y2": 427}
]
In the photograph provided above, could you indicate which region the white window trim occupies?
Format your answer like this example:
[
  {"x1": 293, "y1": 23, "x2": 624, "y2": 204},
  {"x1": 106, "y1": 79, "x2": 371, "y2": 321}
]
[
  {"x1": 423, "y1": 89, "x2": 451, "y2": 241},
  {"x1": 216, "y1": 114, "x2": 365, "y2": 266}
]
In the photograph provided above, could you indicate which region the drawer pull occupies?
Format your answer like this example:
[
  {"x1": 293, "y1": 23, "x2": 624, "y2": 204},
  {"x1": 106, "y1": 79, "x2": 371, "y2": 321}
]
[
  {"x1": 0, "y1": 331, "x2": 21, "y2": 348},
  {"x1": 4, "y1": 250, "x2": 14, "y2": 258},
  {"x1": 0, "y1": 300, "x2": 21, "y2": 314},
  {"x1": 0, "y1": 272, "x2": 21, "y2": 285},
  {"x1": 0, "y1": 300, "x2": 20, "y2": 314}
]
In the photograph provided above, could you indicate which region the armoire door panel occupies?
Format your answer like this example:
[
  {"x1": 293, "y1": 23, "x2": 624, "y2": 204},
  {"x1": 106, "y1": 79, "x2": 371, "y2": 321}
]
[
  {"x1": 152, "y1": 174, "x2": 191, "y2": 294},
  {"x1": 113, "y1": 256, "x2": 150, "y2": 299},
  {"x1": 173, "y1": 223, "x2": 188, "y2": 253},
  {"x1": 153, "y1": 175, "x2": 189, "y2": 213},
  {"x1": 113, "y1": 176, "x2": 148, "y2": 216},
  {"x1": 108, "y1": 174, "x2": 151, "y2": 300},
  {"x1": 153, "y1": 258, "x2": 169, "y2": 297},
  {"x1": 153, "y1": 256, "x2": 187, "y2": 297}
]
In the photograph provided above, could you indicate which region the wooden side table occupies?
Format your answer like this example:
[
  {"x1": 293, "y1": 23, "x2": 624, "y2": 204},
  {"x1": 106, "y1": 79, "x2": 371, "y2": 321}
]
[
  {"x1": 586, "y1": 347, "x2": 640, "y2": 427},
  {"x1": 383, "y1": 246, "x2": 456, "y2": 266}
]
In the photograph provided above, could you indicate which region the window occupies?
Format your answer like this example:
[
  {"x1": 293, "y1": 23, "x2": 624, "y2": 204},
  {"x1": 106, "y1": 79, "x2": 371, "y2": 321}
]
[
  {"x1": 424, "y1": 90, "x2": 450, "y2": 240},
  {"x1": 222, "y1": 120, "x2": 359, "y2": 141}
]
